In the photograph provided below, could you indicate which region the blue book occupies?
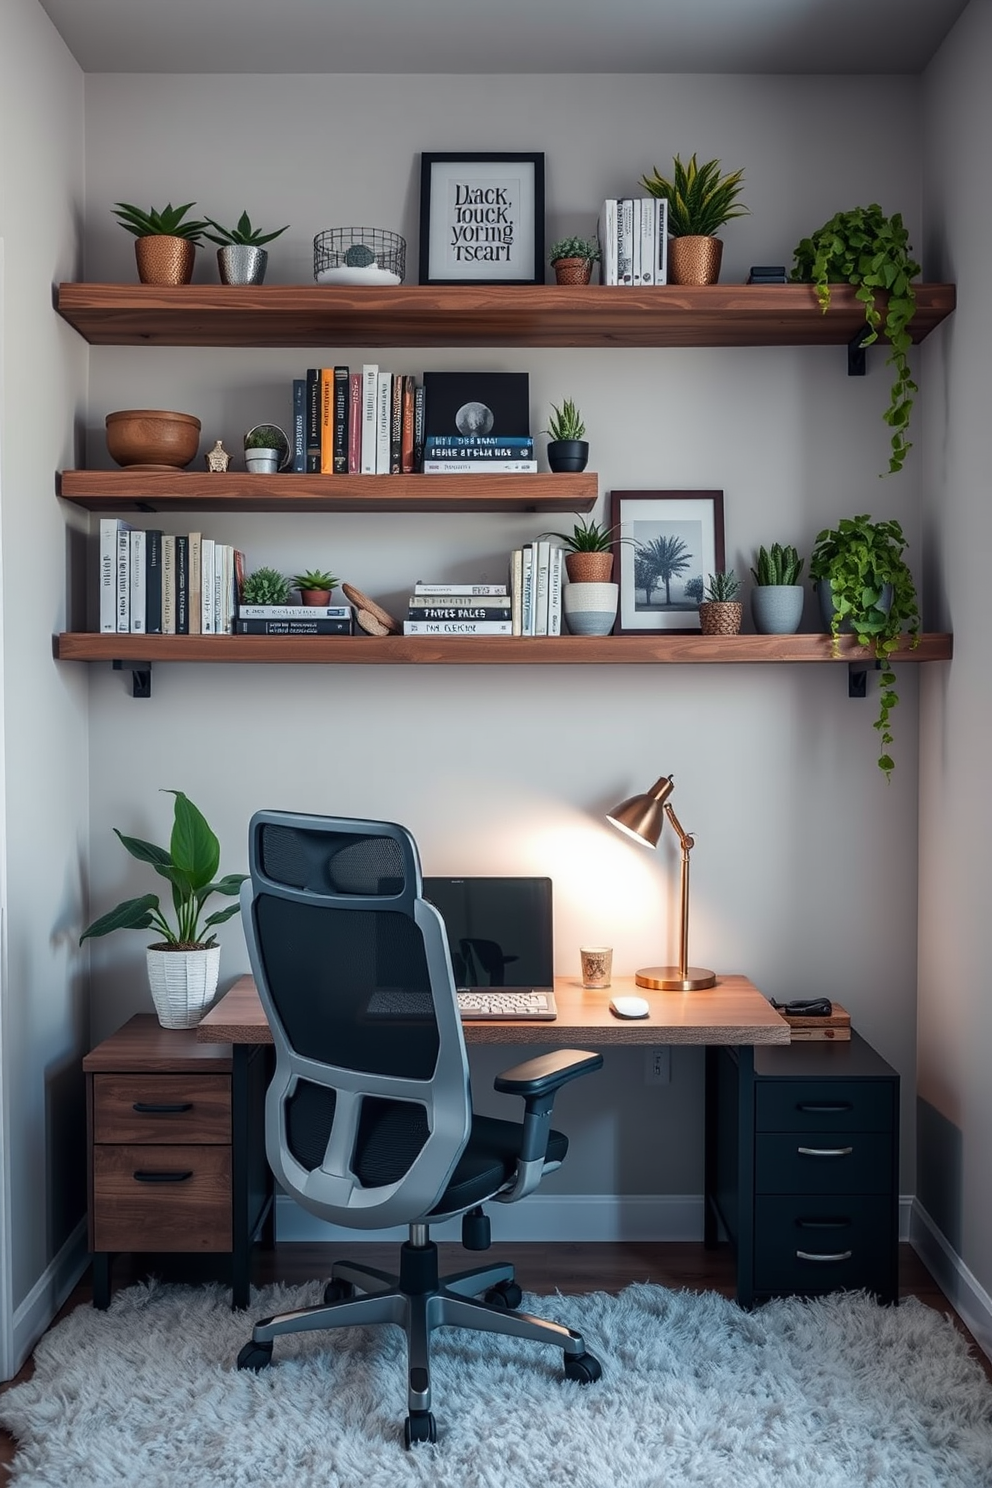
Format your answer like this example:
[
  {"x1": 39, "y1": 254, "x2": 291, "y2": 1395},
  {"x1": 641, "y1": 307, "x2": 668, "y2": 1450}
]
[{"x1": 292, "y1": 379, "x2": 306, "y2": 473}]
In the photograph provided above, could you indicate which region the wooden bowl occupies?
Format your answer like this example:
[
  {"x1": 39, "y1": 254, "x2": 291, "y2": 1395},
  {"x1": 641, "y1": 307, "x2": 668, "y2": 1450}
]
[{"x1": 105, "y1": 409, "x2": 201, "y2": 469}]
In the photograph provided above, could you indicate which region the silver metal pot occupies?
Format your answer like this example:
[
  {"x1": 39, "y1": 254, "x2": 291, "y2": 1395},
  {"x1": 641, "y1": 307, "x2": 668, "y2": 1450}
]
[{"x1": 217, "y1": 245, "x2": 268, "y2": 285}]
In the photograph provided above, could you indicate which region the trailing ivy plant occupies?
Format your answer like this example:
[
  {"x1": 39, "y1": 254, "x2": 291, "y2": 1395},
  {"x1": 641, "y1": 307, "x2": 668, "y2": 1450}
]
[
  {"x1": 791, "y1": 205, "x2": 920, "y2": 475},
  {"x1": 809, "y1": 514, "x2": 920, "y2": 778}
]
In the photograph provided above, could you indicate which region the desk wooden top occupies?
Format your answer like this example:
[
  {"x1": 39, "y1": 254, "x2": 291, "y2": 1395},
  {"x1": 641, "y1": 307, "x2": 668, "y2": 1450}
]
[{"x1": 198, "y1": 974, "x2": 790, "y2": 1047}]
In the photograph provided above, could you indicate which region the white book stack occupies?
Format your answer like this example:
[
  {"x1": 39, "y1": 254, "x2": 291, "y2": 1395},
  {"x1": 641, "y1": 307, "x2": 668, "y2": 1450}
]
[{"x1": 599, "y1": 197, "x2": 668, "y2": 286}]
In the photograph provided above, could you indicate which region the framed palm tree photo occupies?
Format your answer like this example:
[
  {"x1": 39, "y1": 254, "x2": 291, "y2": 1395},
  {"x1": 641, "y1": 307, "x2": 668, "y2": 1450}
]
[{"x1": 610, "y1": 490, "x2": 725, "y2": 633}]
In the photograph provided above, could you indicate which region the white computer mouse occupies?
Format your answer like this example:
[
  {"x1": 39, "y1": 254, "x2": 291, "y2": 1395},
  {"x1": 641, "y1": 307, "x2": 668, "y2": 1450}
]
[{"x1": 609, "y1": 995, "x2": 650, "y2": 1019}]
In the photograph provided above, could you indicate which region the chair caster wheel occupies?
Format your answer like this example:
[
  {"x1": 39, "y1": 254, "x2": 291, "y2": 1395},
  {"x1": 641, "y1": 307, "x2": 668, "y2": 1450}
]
[
  {"x1": 484, "y1": 1280, "x2": 523, "y2": 1310},
  {"x1": 563, "y1": 1350, "x2": 602, "y2": 1384},
  {"x1": 404, "y1": 1410, "x2": 437, "y2": 1448},
  {"x1": 323, "y1": 1278, "x2": 356, "y2": 1305},
  {"x1": 236, "y1": 1340, "x2": 273, "y2": 1372}
]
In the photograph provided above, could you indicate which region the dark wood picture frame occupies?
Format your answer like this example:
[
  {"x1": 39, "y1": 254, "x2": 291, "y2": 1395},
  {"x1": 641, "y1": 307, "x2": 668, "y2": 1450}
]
[
  {"x1": 610, "y1": 490, "x2": 725, "y2": 634},
  {"x1": 418, "y1": 152, "x2": 545, "y2": 286}
]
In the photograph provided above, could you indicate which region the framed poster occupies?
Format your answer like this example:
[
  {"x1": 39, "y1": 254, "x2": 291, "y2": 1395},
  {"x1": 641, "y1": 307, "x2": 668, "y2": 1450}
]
[
  {"x1": 419, "y1": 152, "x2": 545, "y2": 285},
  {"x1": 610, "y1": 490, "x2": 725, "y2": 634}
]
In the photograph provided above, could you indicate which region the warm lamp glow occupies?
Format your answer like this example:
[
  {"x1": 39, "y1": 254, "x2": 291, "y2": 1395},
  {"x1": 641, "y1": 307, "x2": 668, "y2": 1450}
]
[{"x1": 606, "y1": 774, "x2": 715, "y2": 992}]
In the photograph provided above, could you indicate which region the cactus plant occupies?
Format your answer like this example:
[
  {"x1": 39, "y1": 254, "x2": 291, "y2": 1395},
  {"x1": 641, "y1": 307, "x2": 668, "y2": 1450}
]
[
  {"x1": 544, "y1": 399, "x2": 586, "y2": 442},
  {"x1": 703, "y1": 570, "x2": 742, "y2": 602},
  {"x1": 750, "y1": 543, "x2": 804, "y2": 586}
]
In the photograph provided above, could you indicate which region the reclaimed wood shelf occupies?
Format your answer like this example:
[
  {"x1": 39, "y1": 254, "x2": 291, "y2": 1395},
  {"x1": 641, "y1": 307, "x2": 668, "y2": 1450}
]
[
  {"x1": 55, "y1": 632, "x2": 952, "y2": 667},
  {"x1": 55, "y1": 282, "x2": 956, "y2": 350},
  {"x1": 56, "y1": 469, "x2": 598, "y2": 514}
]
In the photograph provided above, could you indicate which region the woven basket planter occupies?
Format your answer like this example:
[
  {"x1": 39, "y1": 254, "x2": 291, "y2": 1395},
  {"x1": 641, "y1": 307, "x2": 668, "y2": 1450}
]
[
  {"x1": 146, "y1": 946, "x2": 221, "y2": 1029},
  {"x1": 553, "y1": 257, "x2": 594, "y2": 285},
  {"x1": 698, "y1": 600, "x2": 742, "y2": 635},
  {"x1": 565, "y1": 551, "x2": 613, "y2": 583}
]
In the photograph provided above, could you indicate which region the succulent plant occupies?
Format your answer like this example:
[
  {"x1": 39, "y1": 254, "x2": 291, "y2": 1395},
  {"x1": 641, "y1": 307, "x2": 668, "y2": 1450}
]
[
  {"x1": 546, "y1": 515, "x2": 616, "y2": 553},
  {"x1": 544, "y1": 399, "x2": 586, "y2": 442},
  {"x1": 639, "y1": 154, "x2": 748, "y2": 239},
  {"x1": 344, "y1": 243, "x2": 376, "y2": 267},
  {"x1": 203, "y1": 210, "x2": 289, "y2": 247},
  {"x1": 244, "y1": 425, "x2": 288, "y2": 451},
  {"x1": 750, "y1": 543, "x2": 804, "y2": 586},
  {"x1": 703, "y1": 570, "x2": 742, "y2": 602},
  {"x1": 112, "y1": 201, "x2": 208, "y2": 242},
  {"x1": 292, "y1": 568, "x2": 338, "y2": 591},
  {"x1": 548, "y1": 236, "x2": 602, "y2": 265},
  {"x1": 241, "y1": 566, "x2": 292, "y2": 606}
]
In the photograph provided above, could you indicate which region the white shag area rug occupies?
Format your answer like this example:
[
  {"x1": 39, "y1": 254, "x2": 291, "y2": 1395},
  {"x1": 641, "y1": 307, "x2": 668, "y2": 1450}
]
[{"x1": 2, "y1": 1280, "x2": 991, "y2": 1487}]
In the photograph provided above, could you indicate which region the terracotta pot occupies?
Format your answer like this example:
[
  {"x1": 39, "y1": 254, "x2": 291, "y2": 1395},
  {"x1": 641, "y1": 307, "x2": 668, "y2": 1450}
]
[
  {"x1": 565, "y1": 551, "x2": 613, "y2": 584},
  {"x1": 299, "y1": 589, "x2": 332, "y2": 606},
  {"x1": 553, "y1": 257, "x2": 594, "y2": 285},
  {"x1": 134, "y1": 235, "x2": 196, "y2": 286},
  {"x1": 698, "y1": 600, "x2": 742, "y2": 635},
  {"x1": 669, "y1": 236, "x2": 723, "y2": 286},
  {"x1": 105, "y1": 408, "x2": 201, "y2": 469}
]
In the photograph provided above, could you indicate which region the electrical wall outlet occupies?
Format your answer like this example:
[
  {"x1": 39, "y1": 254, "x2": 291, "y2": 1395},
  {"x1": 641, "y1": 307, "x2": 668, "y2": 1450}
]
[{"x1": 644, "y1": 1046, "x2": 671, "y2": 1085}]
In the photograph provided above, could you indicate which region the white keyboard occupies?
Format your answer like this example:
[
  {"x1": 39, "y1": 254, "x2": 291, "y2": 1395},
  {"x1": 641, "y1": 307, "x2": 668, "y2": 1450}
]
[{"x1": 456, "y1": 989, "x2": 557, "y2": 1021}]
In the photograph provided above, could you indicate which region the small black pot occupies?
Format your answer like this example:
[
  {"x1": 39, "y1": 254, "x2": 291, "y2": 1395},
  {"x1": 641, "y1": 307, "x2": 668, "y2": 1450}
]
[{"x1": 547, "y1": 439, "x2": 589, "y2": 473}]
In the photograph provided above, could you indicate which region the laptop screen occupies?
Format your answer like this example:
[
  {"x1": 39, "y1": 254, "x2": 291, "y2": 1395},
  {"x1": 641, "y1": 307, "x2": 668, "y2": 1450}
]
[{"x1": 422, "y1": 876, "x2": 554, "y2": 990}]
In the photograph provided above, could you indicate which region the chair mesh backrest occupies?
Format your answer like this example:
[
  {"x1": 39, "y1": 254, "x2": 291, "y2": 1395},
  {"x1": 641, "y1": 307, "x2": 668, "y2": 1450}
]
[{"x1": 242, "y1": 812, "x2": 472, "y2": 1228}]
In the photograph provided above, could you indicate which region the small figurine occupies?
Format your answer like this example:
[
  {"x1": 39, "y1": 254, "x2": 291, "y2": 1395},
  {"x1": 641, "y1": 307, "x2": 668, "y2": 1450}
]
[{"x1": 205, "y1": 439, "x2": 231, "y2": 472}]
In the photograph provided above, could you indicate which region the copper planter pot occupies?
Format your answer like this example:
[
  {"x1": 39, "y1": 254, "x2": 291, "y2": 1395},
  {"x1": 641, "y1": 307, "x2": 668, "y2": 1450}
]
[
  {"x1": 553, "y1": 257, "x2": 594, "y2": 285},
  {"x1": 135, "y1": 235, "x2": 196, "y2": 286},
  {"x1": 565, "y1": 551, "x2": 614, "y2": 584},
  {"x1": 669, "y1": 236, "x2": 723, "y2": 286}
]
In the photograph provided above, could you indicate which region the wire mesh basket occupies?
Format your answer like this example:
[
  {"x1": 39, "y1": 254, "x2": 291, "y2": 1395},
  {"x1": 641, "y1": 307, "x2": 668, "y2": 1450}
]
[{"x1": 313, "y1": 228, "x2": 407, "y2": 285}]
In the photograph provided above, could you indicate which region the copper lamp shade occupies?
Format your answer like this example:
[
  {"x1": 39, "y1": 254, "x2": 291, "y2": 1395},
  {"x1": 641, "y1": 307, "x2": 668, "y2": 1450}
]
[{"x1": 607, "y1": 774, "x2": 716, "y2": 992}]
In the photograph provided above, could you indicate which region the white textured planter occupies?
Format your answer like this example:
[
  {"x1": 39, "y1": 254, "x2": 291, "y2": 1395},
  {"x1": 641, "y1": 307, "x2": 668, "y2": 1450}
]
[
  {"x1": 146, "y1": 946, "x2": 221, "y2": 1029},
  {"x1": 563, "y1": 581, "x2": 619, "y2": 636}
]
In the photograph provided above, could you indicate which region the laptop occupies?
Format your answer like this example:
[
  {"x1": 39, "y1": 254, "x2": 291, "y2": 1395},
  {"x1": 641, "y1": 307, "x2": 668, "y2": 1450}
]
[{"x1": 423, "y1": 876, "x2": 558, "y2": 1020}]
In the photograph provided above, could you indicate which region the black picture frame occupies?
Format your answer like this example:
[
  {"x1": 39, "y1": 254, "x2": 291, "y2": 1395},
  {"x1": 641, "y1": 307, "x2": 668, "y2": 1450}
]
[
  {"x1": 419, "y1": 152, "x2": 545, "y2": 286},
  {"x1": 610, "y1": 490, "x2": 726, "y2": 634}
]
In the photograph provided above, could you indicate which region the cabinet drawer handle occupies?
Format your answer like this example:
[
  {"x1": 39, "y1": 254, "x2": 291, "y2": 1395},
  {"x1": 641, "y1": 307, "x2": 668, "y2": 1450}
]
[
  {"x1": 132, "y1": 1170, "x2": 193, "y2": 1183},
  {"x1": 797, "y1": 1145, "x2": 853, "y2": 1157},
  {"x1": 796, "y1": 1102, "x2": 853, "y2": 1113},
  {"x1": 132, "y1": 1101, "x2": 194, "y2": 1114},
  {"x1": 796, "y1": 1249, "x2": 854, "y2": 1263},
  {"x1": 796, "y1": 1216, "x2": 851, "y2": 1229}
]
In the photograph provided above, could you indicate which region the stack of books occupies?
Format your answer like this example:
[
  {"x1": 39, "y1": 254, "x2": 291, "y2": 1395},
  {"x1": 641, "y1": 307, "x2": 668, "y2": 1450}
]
[
  {"x1": 234, "y1": 603, "x2": 353, "y2": 636},
  {"x1": 403, "y1": 582, "x2": 513, "y2": 637},
  {"x1": 292, "y1": 366, "x2": 423, "y2": 475},
  {"x1": 598, "y1": 198, "x2": 670, "y2": 287},
  {"x1": 511, "y1": 541, "x2": 563, "y2": 637},
  {"x1": 422, "y1": 371, "x2": 535, "y2": 474},
  {"x1": 99, "y1": 518, "x2": 243, "y2": 637}
]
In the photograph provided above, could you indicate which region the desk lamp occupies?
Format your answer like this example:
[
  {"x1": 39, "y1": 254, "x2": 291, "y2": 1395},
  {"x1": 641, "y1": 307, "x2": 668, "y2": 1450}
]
[{"x1": 607, "y1": 773, "x2": 716, "y2": 991}]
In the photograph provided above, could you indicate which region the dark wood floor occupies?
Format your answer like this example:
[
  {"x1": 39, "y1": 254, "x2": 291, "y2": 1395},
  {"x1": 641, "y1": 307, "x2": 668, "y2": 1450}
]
[{"x1": 1, "y1": 1241, "x2": 988, "y2": 1481}]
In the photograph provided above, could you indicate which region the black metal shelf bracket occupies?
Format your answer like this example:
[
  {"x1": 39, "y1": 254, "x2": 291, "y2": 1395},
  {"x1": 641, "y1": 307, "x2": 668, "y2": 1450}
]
[
  {"x1": 113, "y1": 659, "x2": 152, "y2": 698},
  {"x1": 848, "y1": 328, "x2": 871, "y2": 377},
  {"x1": 847, "y1": 660, "x2": 880, "y2": 699}
]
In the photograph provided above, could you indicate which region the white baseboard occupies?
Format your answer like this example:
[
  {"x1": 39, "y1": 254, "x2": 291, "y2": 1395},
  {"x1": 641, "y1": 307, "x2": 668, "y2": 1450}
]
[
  {"x1": 10, "y1": 1218, "x2": 88, "y2": 1378},
  {"x1": 910, "y1": 1199, "x2": 992, "y2": 1362}
]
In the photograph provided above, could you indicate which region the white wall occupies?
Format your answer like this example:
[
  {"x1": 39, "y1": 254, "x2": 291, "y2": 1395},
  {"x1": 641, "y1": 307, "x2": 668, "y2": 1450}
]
[
  {"x1": 918, "y1": 0, "x2": 992, "y2": 1308},
  {"x1": 78, "y1": 72, "x2": 927, "y2": 1195},
  {"x1": 0, "y1": 0, "x2": 88, "y2": 1365}
]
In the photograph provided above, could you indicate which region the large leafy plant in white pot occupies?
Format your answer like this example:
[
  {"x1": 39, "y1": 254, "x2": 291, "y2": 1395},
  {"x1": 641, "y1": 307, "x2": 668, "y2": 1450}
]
[{"x1": 80, "y1": 790, "x2": 246, "y2": 1028}]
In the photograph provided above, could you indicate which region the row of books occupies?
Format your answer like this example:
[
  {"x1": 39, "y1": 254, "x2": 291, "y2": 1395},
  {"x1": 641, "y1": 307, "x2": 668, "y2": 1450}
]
[
  {"x1": 290, "y1": 368, "x2": 536, "y2": 476},
  {"x1": 99, "y1": 519, "x2": 246, "y2": 636},
  {"x1": 402, "y1": 544, "x2": 564, "y2": 638},
  {"x1": 598, "y1": 197, "x2": 670, "y2": 287}
]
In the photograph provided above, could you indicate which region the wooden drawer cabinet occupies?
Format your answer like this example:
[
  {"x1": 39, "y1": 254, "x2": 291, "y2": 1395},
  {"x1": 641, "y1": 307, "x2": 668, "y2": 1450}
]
[
  {"x1": 705, "y1": 1031, "x2": 899, "y2": 1307},
  {"x1": 84, "y1": 1014, "x2": 272, "y2": 1309}
]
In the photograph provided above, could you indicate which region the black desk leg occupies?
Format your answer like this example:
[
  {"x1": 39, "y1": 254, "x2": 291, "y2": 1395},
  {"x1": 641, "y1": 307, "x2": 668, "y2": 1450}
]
[
  {"x1": 92, "y1": 1252, "x2": 113, "y2": 1310},
  {"x1": 703, "y1": 1047, "x2": 719, "y2": 1249},
  {"x1": 231, "y1": 1043, "x2": 252, "y2": 1310}
]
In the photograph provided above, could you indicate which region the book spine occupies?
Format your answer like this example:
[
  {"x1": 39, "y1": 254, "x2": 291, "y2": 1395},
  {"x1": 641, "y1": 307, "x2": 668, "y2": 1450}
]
[
  {"x1": 144, "y1": 529, "x2": 163, "y2": 634},
  {"x1": 220, "y1": 544, "x2": 234, "y2": 634},
  {"x1": 99, "y1": 518, "x2": 121, "y2": 632},
  {"x1": 619, "y1": 199, "x2": 634, "y2": 286},
  {"x1": 320, "y1": 368, "x2": 335, "y2": 475},
  {"x1": 187, "y1": 533, "x2": 202, "y2": 635},
  {"x1": 655, "y1": 198, "x2": 669, "y2": 285},
  {"x1": 361, "y1": 364, "x2": 378, "y2": 474},
  {"x1": 403, "y1": 620, "x2": 513, "y2": 636},
  {"x1": 129, "y1": 530, "x2": 146, "y2": 634},
  {"x1": 201, "y1": 537, "x2": 215, "y2": 634},
  {"x1": 306, "y1": 368, "x2": 321, "y2": 472},
  {"x1": 413, "y1": 384, "x2": 425, "y2": 472},
  {"x1": 116, "y1": 525, "x2": 131, "y2": 632},
  {"x1": 234, "y1": 548, "x2": 246, "y2": 607},
  {"x1": 631, "y1": 198, "x2": 642, "y2": 288},
  {"x1": 407, "y1": 605, "x2": 512, "y2": 621},
  {"x1": 639, "y1": 196, "x2": 655, "y2": 285},
  {"x1": 376, "y1": 370, "x2": 392, "y2": 474},
  {"x1": 400, "y1": 375, "x2": 415, "y2": 473},
  {"x1": 510, "y1": 547, "x2": 523, "y2": 636},
  {"x1": 348, "y1": 372, "x2": 362, "y2": 473},
  {"x1": 408, "y1": 592, "x2": 512, "y2": 609},
  {"x1": 422, "y1": 460, "x2": 537, "y2": 474},
  {"x1": 238, "y1": 604, "x2": 352, "y2": 619},
  {"x1": 424, "y1": 442, "x2": 535, "y2": 459},
  {"x1": 161, "y1": 534, "x2": 176, "y2": 635},
  {"x1": 175, "y1": 535, "x2": 189, "y2": 634},
  {"x1": 533, "y1": 538, "x2": 551, "y2": 636},
  {"x1": 547, "y1": 544, "x2": 563, "y2": 636},
  {"x1": 292, "y1": 378, "x2": 306, "y2": 472},
  {"x1": 389, "y1": 370, "x2": 403, "y2": 474},
  {"x1": 413, "y1": 583, "x2": 509, "y2": 596},
  {"x1": 520, "y1": 545, "x2": 535, "y2": 635},
  {"x1": 599, "y1": 199, "x2": 618, "y2": 286},
  {"x1": 423, "y1": 434, "x2": 536, "y2": 449},
  {"x1": 333, "y1": 366, "x2": 349, "y2": 474},
  {"x1": 235, "y1": 618, "x2": 353, "y2": 635}
]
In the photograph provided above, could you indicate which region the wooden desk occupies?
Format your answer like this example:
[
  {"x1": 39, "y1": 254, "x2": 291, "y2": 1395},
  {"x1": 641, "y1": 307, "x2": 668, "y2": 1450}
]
[{"x1": 198, "y1": 973, "x2": 790, "y2": 1047}]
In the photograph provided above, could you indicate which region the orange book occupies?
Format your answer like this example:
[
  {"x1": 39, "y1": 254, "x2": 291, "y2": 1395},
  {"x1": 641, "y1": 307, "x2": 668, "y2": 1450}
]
[
  {"x1": 320, "y1": 368, "x2": 334, "y2": 474},
  {"x1": 401, "y1": 375, "x2": 416, "y2": 473}
]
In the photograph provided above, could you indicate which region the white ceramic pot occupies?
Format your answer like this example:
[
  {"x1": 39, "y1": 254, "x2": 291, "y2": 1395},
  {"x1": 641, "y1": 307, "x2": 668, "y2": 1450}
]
[
  {"x1": 563, "y1": 581, "x2": 618, "y2": 636},
  {"x1": 146, "y1": 946, "x2": 221, "y2": 1029}
]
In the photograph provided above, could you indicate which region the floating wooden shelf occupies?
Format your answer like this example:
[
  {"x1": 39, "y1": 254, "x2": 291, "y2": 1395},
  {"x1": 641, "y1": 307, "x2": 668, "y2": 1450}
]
[
  {"x1": 56, "y1": 469, "x2": 598, "y2": 514},
  {"x1": 55, "y1": 632, "x2": 952, "y2": 667},
  {"x1": 55, "y1": 283, "x2": 956, "y2": 350}
]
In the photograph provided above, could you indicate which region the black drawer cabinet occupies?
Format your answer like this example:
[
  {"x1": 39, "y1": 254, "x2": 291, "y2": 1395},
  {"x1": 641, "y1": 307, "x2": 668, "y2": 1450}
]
[{"x1": 704, "y1": 1032, "x2": 899, "y2": 1307}]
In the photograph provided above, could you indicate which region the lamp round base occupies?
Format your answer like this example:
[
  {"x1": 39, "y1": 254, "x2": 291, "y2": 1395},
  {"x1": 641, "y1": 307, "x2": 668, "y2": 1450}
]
[{"x1": 635, "y1": 966, "x2": 717, "y2": 992}]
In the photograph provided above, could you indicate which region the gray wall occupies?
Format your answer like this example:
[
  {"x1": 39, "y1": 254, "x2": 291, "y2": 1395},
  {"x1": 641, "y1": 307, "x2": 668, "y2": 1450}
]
[
  {"x1": 919, "y1": 0, "x2": 992, "y2": 1301},
  {"x1": 0, "y1": 0, "x2": 89, "y2": 1353},
  {"x1": 79, "y1": 71, "x2": 926, "y2": 1198}
]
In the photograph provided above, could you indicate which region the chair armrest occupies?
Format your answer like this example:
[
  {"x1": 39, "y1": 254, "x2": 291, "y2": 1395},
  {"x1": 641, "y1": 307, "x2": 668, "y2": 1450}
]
[{"x1": 493, "y1": 1049, "x2": 603, "y2": 1190}]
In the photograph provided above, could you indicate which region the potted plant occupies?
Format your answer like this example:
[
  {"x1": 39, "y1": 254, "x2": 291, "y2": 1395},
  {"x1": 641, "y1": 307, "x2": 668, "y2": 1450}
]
[
  {"x1": 547, "y1": 514, "x2": 617, "y2": 582},
  {"x1": 639, "y1": 153, "x2": 748, "y2": 285},
  {"x1": 244, "y1": 423, "x2": 290, "y2": 474},
  {"x1": 698, "y1": 570, "x2": 743, "y2": 634},
  {"x1": 543, "y1": 399, "x2": 589, "y2": 473},
  {"x1": 809, "y1": 513, "x2": 920, "y2": 777},
  {"x1": 291, "y1": 567, "x2": 339, "y2": 605},
  {"x1": 791, "y1": 205, "x2": 920, "y2": 475},
  {"x1": 79, "y1": 790, "x2": 246, "y2": 1028},
  {"x1": 240, "y1": 566, "x2": 292, "y2": 606},
  {"x1": 749, "y1": 542, "x2": 805, "y2": 635},
  {"x1": 548, "y1": 236, "x2": 602, "y2": 286},
  {"x1": 203, "y1": 210, "x2": 290, "y2": 285},
  {"x1": 112, "y1": 200, "x2": 208, "y2": 286}
]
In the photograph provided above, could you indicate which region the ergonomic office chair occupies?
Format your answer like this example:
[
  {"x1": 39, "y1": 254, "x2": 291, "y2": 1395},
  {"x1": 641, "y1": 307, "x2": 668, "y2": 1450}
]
[{"x1": 237, "y1": 810, "x2": 604, "y2": 1447}]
